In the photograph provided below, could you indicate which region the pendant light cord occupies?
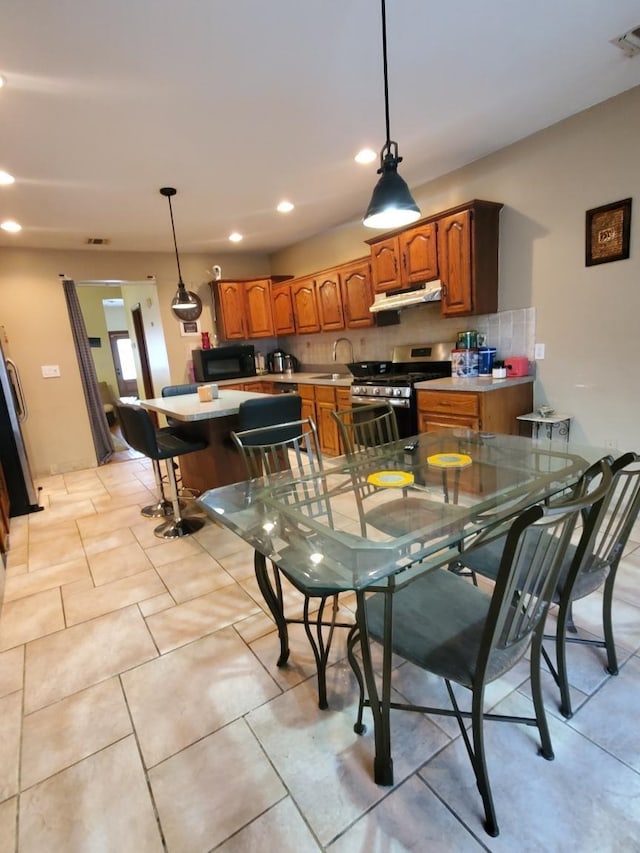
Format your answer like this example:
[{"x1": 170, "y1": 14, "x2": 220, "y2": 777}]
[
  {"x1": 166, "y1": 194, "x2": 185, "y2": 286},
  {"x1": 381, "y1": 0, "x2": 391, "y2": 148}
]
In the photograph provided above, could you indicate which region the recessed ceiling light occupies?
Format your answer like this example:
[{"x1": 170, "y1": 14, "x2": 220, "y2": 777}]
[
  {"x1": 355, "y1": 148, "x2": 377, "y2": 164},
  {"x1": 0, "y1": 170, "x2": 14, "y2": 185},
  {"x1": 1, "y1": 220, "x2": 22, "y2": 233},
  {"x1": 0, "y1": 75, "x2": 6, "y2": 89},
  {"x1": 228, "y1": 232, "x2": 243, "y2": 243},
  {"x1": 277, "y1": 200, "x2": 294, "y2": 213}
]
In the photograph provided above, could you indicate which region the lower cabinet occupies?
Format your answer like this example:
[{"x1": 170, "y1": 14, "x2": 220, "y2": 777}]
[
  {"x1": 315, "y1": 386, "x2": 341, "y2": 456},
  {"x1": 417, "y1": 383, "x2": 533, "y2": 435},
  {"x1": 297, "y1": 385, "x2": 317, "y2": 429}
]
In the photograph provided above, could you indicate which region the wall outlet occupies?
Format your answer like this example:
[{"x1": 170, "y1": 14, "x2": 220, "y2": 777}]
[
  {"x1": 41, "y1": 364, "x2": 61, "y2": 378},
  {"x1": 534, "y1": 343, "x2": 545, "y2": 360}
]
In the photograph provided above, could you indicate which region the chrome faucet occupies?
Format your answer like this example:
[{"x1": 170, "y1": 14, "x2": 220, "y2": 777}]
[{"x1": 332, "y1": 336, "x2": 354, "y2": 364}]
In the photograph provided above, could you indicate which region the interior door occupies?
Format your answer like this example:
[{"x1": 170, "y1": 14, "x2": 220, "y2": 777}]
[{"x1": 109, "y1": 331, "x2": 138, "y2": 397}]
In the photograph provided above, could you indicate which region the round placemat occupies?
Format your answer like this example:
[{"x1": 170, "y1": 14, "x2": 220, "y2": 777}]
[
  {"x1": 367, "y1": 470, "x2": 415, "y2": 488},
  {"x1": 427, "y1": 453, "x2": 472, "y2": 469}
]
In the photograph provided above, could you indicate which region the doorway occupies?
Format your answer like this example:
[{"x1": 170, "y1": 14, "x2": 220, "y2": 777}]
[{"x1": 109, "y1": 331, "x2": 138, "y2": 397}]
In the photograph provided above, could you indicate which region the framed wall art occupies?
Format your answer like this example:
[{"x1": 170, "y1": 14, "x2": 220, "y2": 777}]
[
  {"x1": 179, "y1": 319, "x2": 201, "y2": 336},
  {"x1": 585, "y1": 197, "x2": 632, "y2": 266}
]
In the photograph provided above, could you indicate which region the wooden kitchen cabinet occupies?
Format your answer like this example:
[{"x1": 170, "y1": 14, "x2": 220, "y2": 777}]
[
  {"x1": 316, "y1": 271, "x2": 345, "y2": 332},
  {"x1": 291, "y1": 278, "x2": 321, "y2": 334},
  {"x1": 437, "y1": 201, "x2": 502, "y2": 317},
  {"x1": 211, "y1": 277, "x2": 291, "y2": 341},
  {"x1": 417, "y1": 382, "x2": 533, "y2": 435},
  {"x1": 272, "y1": 281, "x2": 296, "y2": 335},
  {"x1": 298, "y1": 384, "x2": 317, "y2": 425},
  {"x1": 369, "y1": 221, "x2": 438, "y2": 293},
  {"x1": 315, "y1": 385, "x2": 341, "y2": 456},
  {"x1": 340, "y1": 258, "x2": 374, "y2": 329}
]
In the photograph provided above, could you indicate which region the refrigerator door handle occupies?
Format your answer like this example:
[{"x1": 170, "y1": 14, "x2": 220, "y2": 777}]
[{"x1": 6, "y1": 358, "x2": 27, "y2": 422}]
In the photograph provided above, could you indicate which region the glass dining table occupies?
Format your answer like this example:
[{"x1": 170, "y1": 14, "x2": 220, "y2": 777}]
[{"x1": 197, "y1": 428, "x2": 607, "y2": 785}]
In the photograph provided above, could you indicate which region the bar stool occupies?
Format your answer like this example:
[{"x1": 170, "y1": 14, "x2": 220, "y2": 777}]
[
  {"x1": 116, "y1": 403, "x2": 208, "y2": 539},
  {"x1": 117, "y1": 403, "x2": 173, "y2": 519}
]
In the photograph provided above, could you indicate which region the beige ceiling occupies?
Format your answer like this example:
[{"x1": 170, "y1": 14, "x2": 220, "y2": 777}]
[{"x1": 1, "y1": 0, "x2": 639, "y2": 255}]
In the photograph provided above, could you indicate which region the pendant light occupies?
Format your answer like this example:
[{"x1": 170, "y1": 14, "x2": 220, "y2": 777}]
[
  {"x1": 363, "y1": 0, "x2": 421, "y2": 229},
  {"x1": 160, "y1": 186, "x2": 203, "y2": 320}
]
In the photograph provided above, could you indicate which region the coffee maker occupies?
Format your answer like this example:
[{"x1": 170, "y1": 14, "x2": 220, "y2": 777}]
[{"x1": 267, "y1": 349, "x2": 286, "y2": 373}]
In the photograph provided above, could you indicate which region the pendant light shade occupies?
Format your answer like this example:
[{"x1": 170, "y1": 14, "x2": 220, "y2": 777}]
[
  {"x1": 160, "y1": 187, "x2": 203, "y2": 320},
  {"x1": 363, "y1": 0, "x2": 420, "y2": 229}
]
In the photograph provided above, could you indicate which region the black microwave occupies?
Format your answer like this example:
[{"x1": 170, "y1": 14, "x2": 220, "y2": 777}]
[{"x1": 192, "y1": 344, "x2": 256, "y2": 383}]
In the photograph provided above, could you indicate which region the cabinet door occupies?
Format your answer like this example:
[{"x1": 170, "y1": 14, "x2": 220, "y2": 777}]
[
  {"x1": 272, "y1": 282, "x2": 296, "y2": 335},
  {"x1": 315, "y1": 386, "x2": 340, "y2": 456},
  {"x1": 400, "y1": 222, "x2": 438, "y2": 284},
  {"x1": 370, "y1": 238, "x2": 400, "y2": 292},
  {"x1": 340, "y1": 261, "x2": 374, "y2": 328},
  {"x1": 217, "y1": 282, "x2": 247, "y2": 340},
  {"x1": 291, "y1": 278, "x2": 321, "y2": 334},
  {"x1": 418, "y1": 412, "x2": 479, "y2": 432},
  {"x1": 316, "y1": 273, "x2": 345, "y2": 332},
  {"x1": 245, "y1": 279, "x2": 274, "y2": 338},
  {"x1": 437, "y1": 209, "x2": 473, "y2": 316}
]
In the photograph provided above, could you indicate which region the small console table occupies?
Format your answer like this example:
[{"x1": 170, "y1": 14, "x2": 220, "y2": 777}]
[{"x1": 517, "y1": 412, "x2": 572, "y2": 442}]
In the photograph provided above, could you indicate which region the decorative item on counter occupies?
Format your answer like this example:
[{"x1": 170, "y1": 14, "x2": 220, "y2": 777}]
[
  {"x1": 492, "y1": 360, "x2": 507, "y2": 379},
  {"x1": 537, "y1": 405, "x2": 555, "y2": 417},
  {"x1": 197, "y1": 384, "x2": 219, "y2": 402},
  {"x1": 478, "y1": 346, "x2": 497, "y2": 375},
  {"x1": 452, "y1": 348, "x2": 479, "y2": 378},
  {"x1": 456, "y1": 330, "x2": 478, "y2": 349},
  {"x1": 504, "y1": 356, "x2": 529, "y2": 377},
  {"x1": 201, "y1": 331, "x2": 211, "y2": 350},
  {"x1": 255, "y1": 352, "x2": 266, "y2": 374}
]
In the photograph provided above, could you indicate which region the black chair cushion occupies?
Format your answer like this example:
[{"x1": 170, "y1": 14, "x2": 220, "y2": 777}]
[
  {"x1": 237, "y1": 395, "x2": 302, "y2": 445},
  {"x1": 116, "y1": 403, "x2": 206, "y2": 461}
]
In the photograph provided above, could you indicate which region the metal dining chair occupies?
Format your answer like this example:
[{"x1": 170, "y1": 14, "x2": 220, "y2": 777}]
[
  {"x1": 455, "y1": 453, "x2": 640, "y2": 718},
  {"x1": 231, "y1": 415, "x2": 351, "y2": 709},
  {"x1": 347, "y1": 473, "x2": 610, "y2": 838}
]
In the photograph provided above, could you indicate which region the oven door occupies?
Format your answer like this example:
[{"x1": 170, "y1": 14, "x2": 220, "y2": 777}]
[{"x1": 349, "y1": 395, "x2": 416, "y2": 440}]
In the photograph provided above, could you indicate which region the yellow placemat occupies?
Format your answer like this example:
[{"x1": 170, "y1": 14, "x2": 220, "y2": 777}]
[
  {"x1": 367, "y1": 470, "x2": 415, "y2": 488},
  {"x1": 427, "y1": 453, "x2": 472, "y2": 469}
]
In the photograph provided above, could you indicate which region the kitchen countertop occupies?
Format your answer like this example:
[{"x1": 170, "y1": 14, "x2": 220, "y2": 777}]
[
  {"x1": 224, "y1": 372, "x2": 354, "y2": 387},
  {"x1": 140, "y1": 388, "x2": 271, "y2": 422},
  {"x1": 414, "y1": 376, "x2": 534, "y2": 392}
]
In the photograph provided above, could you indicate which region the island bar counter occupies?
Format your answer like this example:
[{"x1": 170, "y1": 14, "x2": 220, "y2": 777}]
[{"x1": 139, "y1": 388, "x2": 272, "y2": 494}]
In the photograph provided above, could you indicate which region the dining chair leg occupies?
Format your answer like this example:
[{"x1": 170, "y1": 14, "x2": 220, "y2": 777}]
[
  {"x1": 302, "y1": 594, "x2": 335, "y2": 710},
  {"x1": 346, "y1": 623, "x2": 367, "y2": 734},
  {"x1": 254, "y1": 552, "x2": 290, "y2": 667},
  {"x1": 530, "y1": 628, "x2": 555, "y2": 760},
  {"x1": 602, "y1": 572, "x2": 620, "y2": 675},
  {"x1": 470, "y1": 685, "x2": 499, "y2": 838}
]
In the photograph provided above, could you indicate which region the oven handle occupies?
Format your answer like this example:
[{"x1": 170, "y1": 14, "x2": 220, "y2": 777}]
[{"x1": 350, "y1": 394, "x2": 411, "y2": 409}]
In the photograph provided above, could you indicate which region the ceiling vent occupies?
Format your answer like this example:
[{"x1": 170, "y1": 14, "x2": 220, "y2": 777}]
[
  {"x1": 611, "y1": 25, "x2": 640, "y2": 57},
  {"x1": 85, "y1": 237, "x2": 111, "y2": 245}
]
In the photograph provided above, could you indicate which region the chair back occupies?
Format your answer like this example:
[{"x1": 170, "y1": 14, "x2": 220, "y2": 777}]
[
  {"x1": 237, "y1": 394, "x2": 302, "y2": 435},
  {"x1": 115, "y1": 403, "x2": 160, "y2": 459},
  {"x1": 161, "y1": 384, "x2": 198, "y2": 397},
  {"x1": 479, "y1": 469, "x2": 612, "y2": 678},
  {"x1": 332, "y1": 402, "x2": 399, "y2": 458},
  {"x1": 231, "y1": 417, "x2": 322, "y2": 480},
  {"x1": 566, "y1": 451, "x2": 640, "y2": 593}
]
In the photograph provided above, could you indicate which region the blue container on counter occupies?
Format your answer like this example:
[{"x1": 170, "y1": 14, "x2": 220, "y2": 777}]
[{"x1": 478, "y1": 346, "x2": 497, "y2": 375}]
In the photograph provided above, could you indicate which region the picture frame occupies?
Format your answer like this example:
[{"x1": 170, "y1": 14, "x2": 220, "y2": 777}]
[
  {"x1": 585, "y1": 198, "x2": 632, "y2": 266},
  {"x1": 179, "y1": 319, "x2": 201, "y2": 336}
]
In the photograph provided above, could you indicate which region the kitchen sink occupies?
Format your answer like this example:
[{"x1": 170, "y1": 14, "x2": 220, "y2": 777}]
[{"x1": 313, "y1": 373, "x2": 349, "y2": 381}]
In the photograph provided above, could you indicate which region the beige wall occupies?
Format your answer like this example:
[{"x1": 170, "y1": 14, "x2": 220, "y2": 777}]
[
  {"x1": 0, "y1": 249, "x2": 268, "y2": 475},
  {"x1": 271, "y1": 85, "x2": 640, "y2": 450},
  {"x1": 77, "y1": 286, "x2": 121, "y2": 397}
]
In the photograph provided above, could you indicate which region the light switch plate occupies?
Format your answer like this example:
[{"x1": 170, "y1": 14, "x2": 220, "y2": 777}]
[
  {"x1": 534, "y1": 343, "x2": 545, "y2": 360},
  {"x1": 41, "y1": 364, "x2": 61, "y2": 377}
]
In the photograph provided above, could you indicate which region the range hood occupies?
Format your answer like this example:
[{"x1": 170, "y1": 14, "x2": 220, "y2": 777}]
[{"x1": 369, "y1": 281, "x2": 442, "y2": 313}]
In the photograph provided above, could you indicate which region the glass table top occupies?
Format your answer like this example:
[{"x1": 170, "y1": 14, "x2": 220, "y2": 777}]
[{"x1": 197, "y1": 429, "x2": 607, "y2": 593}]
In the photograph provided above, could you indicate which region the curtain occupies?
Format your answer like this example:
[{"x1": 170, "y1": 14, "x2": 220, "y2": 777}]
[{"x1": 62, "y1": 278, "x2": 114, "y2": 465}]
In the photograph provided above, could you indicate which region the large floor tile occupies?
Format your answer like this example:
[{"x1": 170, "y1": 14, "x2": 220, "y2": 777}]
[
  {"x1": 23, "y1": 605, "x2": 158, "y2": 713},
  {"x1": 62, "y1": 568, "x2": 166, "y2": 625},
  {"x1": 149, "y1": 718, "x2": 286, "y2": 853},
  {"x1": 0, "y1": 798, "x2": 17, "y2": 853},
  {"x1": 0, "y1": 646, "x2": 23, "y2": 698},
  {"x1": 328, "y1": 775, "x2": 485, "y2": 852},
  {"x1": 0, "y1": 588, "x2": 64, "y2": 651},
  {"x1": 421, "y1": 690, "x2": 640, "y2": 850},
  {"x1": 3, "y1": 556, "x2": 90, "y2": 603},
  {"x1": 153, "y1": 551, "x2": 235, "y2": 603},
  {"x1": 18, "y1": 737, "x2": 163, "y2": 853},
  {"x1": 21, "y1": 677, "x2": 132, "y2": 788},
  {"x1": 87, "y1": 540, "x2": 153, "y2": 586},
  {"x1": 81, "y1": 526, "x2": 137, "y2": 556},
  {"x1": 216, "y1": 797, "x2": 322, "y2": 853},
  {"x1": 121, "y1": 627, "x2": 281, "y2": 767},
  {"x1": 76, "y1": 504, "x2": 148, "y2": 538},
  {"x1": 27, "y1": 529, "x2": 85, "y2": 572},
  {"x1": 246, "y1": 661, "x2": 450, "y2": 847},
  {"x1": 145, "y1": 584, "x2": 261, "y2": 653},
  {"x1": 0, "y1": 691, "x2": 22, "y2": 801}
]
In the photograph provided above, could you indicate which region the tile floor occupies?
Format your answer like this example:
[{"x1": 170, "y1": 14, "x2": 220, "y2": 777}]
[{"x1": 1, "y1": 454, "x2": 640, "y2": 852}]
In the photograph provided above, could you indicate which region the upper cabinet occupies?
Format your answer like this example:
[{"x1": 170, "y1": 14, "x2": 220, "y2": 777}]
[
  {"x1": 211, "y1": 277, "x2": 291, "y2": 341},
  {"x1": 316, "y1": 271, "x2": 345, "y2": 332},
  {"x1": 339, "y1": 258, "x2": 374, "y2": 329},
  {"x1": 291, "y1": 277, "x2": 321, "y2": 334},
  {"x1": 370, "y1": 221, "x2": 438, "y2": 293},
  {"x1": 367, "y1": 200, "x2": 503, "y2": 317},
  {"x1": 272, "y1": 281, "x2": 296, "y2": 335}
]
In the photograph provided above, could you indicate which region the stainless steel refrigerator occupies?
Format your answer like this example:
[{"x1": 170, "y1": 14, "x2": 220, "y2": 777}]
[{"x1": 0, "y1": 336, "x2": 42, "y2": 516}]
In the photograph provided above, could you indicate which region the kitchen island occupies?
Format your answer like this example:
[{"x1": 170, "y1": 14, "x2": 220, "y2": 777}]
[{"x1": 140, "y1": 388, "x2": 271, "y2": 493}]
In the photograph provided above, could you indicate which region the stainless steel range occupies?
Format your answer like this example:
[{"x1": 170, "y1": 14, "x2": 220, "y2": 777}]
[{"x1": 350, "y1": 342, "x2": 454, "y2": 438}]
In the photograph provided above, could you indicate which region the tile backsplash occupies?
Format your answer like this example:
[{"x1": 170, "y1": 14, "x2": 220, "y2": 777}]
[{"x1": 278, "y1": 304, "x2": 536, "y2": 369}]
